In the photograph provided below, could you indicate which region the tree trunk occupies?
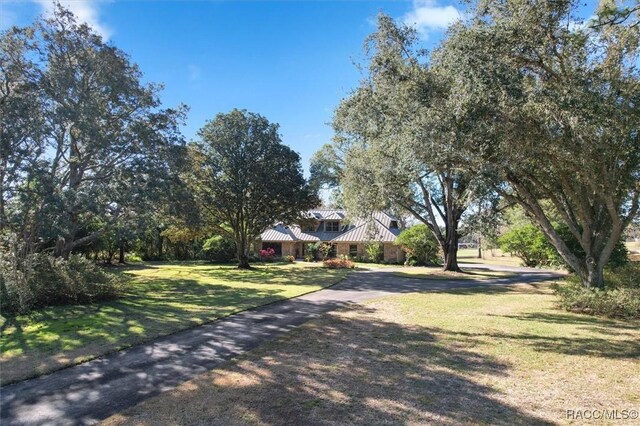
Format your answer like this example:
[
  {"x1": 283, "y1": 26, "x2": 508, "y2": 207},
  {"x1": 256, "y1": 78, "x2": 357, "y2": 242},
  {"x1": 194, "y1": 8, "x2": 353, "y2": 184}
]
[
  {"x1": 477, "y1": 237, "x2": 482, "y2": 259},
  {"x1": 236, "y1": 237, "x2": 251, "y2": 269},
  {"x1": 581, "y1": 257, "x2": 605, "y2": 290},
  {"x1": 442, "y1": 232, "x2": 461, "y2": 272},
  {"x1": 118, "y1": 240, "x2": 126, "y2": 264}
]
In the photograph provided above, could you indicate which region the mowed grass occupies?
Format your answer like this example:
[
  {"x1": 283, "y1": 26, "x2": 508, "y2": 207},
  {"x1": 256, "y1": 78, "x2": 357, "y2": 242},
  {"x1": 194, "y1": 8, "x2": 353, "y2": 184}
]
[
  {"x1": 103, "y1": 283, "x2": 640, "y2": 426},
  {"x1": 392, "y1": 266, "x2": 515, "y2": 281},
  {"x1": 458, "y1": 247, "x2": 525, "y2": 267},
  {"x1": 0, "y1": 262, "x2": 352, "y2": 385}
]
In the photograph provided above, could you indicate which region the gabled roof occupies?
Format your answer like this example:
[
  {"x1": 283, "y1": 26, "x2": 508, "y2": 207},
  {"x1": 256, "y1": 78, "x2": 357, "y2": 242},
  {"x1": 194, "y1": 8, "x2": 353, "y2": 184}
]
[
  {"x1": 330, "y1": 219, "x2": 399, "y2": 243},
  {"x1": 322, "y1": 211, "x2": 344, "y2": 220},
  {"x1": 260, "y1": 209, "x2": 402, "y2": 243},
  {"x1": 260, "y1": 224, "x2": 296, "y2": 241}
]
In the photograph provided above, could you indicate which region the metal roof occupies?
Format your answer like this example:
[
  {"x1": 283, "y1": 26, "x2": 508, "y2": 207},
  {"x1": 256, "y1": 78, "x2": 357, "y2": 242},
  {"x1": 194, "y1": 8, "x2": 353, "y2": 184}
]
[
  {"x1": 260, "y1": 225, "x2": 296, "y2": 241},
  {"x1": 330, "y1": 220, "x2": 399, "y2": 243},
  {"x1": 260, "y1": 210, "x2": 401, "y2": 243}
]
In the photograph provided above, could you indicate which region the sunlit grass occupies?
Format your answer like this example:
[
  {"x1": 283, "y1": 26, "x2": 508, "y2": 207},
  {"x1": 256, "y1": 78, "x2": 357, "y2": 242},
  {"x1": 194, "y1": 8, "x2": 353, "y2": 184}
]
[
  {"x1": 0, "y1": 262, "x2": 351, "y2": 385},
  {"x1": 457, "y1": 248, "x2": 524, "y2": 267},
  {"x1": 103, "y1": 283, "x2": 640, "y2": 426}
]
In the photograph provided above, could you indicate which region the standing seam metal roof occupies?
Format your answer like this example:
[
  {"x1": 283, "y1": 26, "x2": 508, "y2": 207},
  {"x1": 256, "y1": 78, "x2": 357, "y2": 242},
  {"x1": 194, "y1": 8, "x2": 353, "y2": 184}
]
[{"x1": 260, "y1": 210, "x2": 401, "y2": 243}]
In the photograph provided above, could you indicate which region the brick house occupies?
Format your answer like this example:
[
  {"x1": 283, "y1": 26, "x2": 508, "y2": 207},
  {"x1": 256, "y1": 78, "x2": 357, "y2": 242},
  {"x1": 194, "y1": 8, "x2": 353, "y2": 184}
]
[{"x1": 260, "y1": 209, "x2": 405, "y2": 263}]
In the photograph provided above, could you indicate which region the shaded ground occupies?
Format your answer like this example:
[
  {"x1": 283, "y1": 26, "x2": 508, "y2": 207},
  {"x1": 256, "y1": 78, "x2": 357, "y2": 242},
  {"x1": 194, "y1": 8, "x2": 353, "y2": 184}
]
[
  {"x1": 392, "y1": 266, "x2": 516, "y2": 280},
  {"x1": 0, "y1": 262, "x2": 352, "y2": 385},
  {"x1": 103, "y1": 284, "x2": 640, "y2": 426}
]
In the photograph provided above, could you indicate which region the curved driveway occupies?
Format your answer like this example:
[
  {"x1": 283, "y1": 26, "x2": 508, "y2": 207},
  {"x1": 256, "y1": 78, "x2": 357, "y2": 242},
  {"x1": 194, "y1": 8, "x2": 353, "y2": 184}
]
[{"x1": 0, "y1": 265, "x2": 562, "y2": 425}]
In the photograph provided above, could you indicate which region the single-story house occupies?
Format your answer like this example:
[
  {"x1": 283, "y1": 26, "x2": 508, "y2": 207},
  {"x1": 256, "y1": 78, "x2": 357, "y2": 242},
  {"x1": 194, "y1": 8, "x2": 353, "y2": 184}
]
[{"x1": 260, "y1": 209, "x2": 405, "y2": 263}]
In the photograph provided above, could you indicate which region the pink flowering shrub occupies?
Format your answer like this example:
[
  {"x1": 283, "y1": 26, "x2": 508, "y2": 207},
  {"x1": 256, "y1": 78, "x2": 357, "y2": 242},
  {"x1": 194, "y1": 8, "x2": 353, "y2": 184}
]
[{"x1": 259, "y1": 247, "x2": 276, "y2": 261}]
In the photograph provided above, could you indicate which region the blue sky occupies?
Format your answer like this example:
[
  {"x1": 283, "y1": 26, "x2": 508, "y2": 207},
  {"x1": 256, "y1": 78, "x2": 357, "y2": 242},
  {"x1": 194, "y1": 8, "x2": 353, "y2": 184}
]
[{"x1": 0, "y1": 0, "x2": 596, "y2": 173}]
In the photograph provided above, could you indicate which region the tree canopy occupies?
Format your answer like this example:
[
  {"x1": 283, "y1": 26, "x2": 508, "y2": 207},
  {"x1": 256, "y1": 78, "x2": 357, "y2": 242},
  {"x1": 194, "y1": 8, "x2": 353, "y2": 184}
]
[
  {"x1": 316, "y1": 14, "x2": 492, "y2": 271},
  {"x1": 189, "y1": 109, "x2": 318, "y2": 268},
  {"x1": 0, "y1": 5, "x2": 187, "y2": 258},
  {"x1": 433, "y1": 0, "x2": 639, "y2": 287}
]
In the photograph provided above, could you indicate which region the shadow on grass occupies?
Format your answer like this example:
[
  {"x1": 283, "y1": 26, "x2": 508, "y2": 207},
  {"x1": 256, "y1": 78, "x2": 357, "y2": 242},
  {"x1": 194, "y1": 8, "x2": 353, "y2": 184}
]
[
  {"x1": 0, "y1": 280, "x2": 284, "y2": 353},
  {"x1": 103, "y1": 305, "x2": 554, "y2": 426},
  {"x1": 0, "y1": 274, "x2": 307, "y2": 385}
]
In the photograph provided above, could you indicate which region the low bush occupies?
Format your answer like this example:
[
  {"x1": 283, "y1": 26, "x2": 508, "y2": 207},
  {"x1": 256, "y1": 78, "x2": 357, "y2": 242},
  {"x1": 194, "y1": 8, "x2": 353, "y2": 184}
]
[
  {"x1": 126, "y1": 253, "x2": 144, "y2": 263},
  {"x1": 498, "y1": 225, "x2": 557, "y2": 267},
  {"x1": 499, "y1": 224, "x2": 628, "y2": 269},
  {"x1": 396, "y1": 225, "x2": 441, "y2": 266},
  {"x1": 553, "y1": 264, "x2": 640, "y2": 319},
  {"x1": 323, "y1": 256, "x2": 355, "y2": 269},
  {"x1": 202, "y1": 235, "x2": 236, "y2": 262},
  {"x1": 284, "y1": 255, "x2": 295, "y2": 263},
  {"x1": 306, "y1": 242, "x2": 321, "y2": 260},
  {"x1": 0, "y1": 251, "x2": 127, "y2": 315},
  {"x1": 365, "y1": 242, "x2": 383, "y2": 263},
  {"x1": 318, "y1": 243, "x2": 333, "y2": 260},
  {"x1": 259, "y1": 247, "x2": 276, "y2": 262}
]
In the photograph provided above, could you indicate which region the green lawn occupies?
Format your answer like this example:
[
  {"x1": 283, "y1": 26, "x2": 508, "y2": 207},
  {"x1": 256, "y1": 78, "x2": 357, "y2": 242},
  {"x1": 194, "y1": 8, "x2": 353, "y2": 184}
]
[
  {"x1": 0, "y1": 262, "x2": 352, "y2": 385},
  {"x1": 458, "y1": 247, "x2": 525, "y2": 267},
  {"x1": 103, "y1": 282, "x2": 640, "y2": 426}
]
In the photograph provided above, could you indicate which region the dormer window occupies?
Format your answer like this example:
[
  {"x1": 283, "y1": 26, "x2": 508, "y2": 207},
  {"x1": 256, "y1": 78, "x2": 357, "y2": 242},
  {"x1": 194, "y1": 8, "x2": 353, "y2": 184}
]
[
  {"x1": 326, "y1": 221, "x2": 340, "y2": 232},
  {"x1": 390, "y1": 220, "x2": 398, "y2": 229}
]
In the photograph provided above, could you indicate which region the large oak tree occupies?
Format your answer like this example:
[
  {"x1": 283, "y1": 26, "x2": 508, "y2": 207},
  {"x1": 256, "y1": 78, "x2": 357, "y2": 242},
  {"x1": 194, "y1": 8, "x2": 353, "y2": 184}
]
[
  {"x1": 434, "y1": 0, "x2": 640, "y2": 288},
  {"x1": 191, "y1": 109, "x2": 317, "y2": 268},
  {"x1": 320, "y1": 15, "x2": 490, "y2": 271},
  {"x1": 1, "y1": 5, "x2": 186, "y2": 258}
]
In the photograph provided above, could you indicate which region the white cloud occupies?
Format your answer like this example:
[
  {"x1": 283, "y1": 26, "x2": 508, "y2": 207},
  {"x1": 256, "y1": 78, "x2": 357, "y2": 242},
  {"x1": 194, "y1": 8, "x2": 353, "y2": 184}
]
[
  {"x1": 403, "y1": 0, "x2": 461, "y2": 39},
  {"x1": 35, "y1": 0, "x2": 112, "y2": 39}
]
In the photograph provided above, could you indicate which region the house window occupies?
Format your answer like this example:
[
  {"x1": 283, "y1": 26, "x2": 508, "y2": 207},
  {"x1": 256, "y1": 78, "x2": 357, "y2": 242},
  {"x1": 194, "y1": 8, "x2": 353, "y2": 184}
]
[
  {"x1": 349, "y1": 244, "x2": 358, "y2": 258},
  {"x1": 326, "y1": 221, "x2": 340, "y2": 232},
  {"x1": 390, "y1": 220, "x2": 398, "y2": 229}
]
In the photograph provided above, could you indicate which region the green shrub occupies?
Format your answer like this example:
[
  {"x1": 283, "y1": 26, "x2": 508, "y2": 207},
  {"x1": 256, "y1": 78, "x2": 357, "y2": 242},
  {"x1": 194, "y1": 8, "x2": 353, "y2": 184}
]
[
  {"x1": 306, "y1": 242, "x2": 321, "y2": 260},
  {"x1": 0, "y1": 251, "x2": 126, "y2": 315},
  {"x1": 553, "y1": 264, "x2": 640, "y2": 319},
  {"x1": 396, "y1": 225, "x2": 441, "y2": 266},
  {"x1": 318, "y1": 243, "x2": 333, "y2": 260},
  {"x1": 202, "y1": 235, "x2": 236, "y2": 262},
  {"x1": 284, "y1": 255, "x2": 295, "y2": 262},
  {"x1": 365, "y1": 242, "x2": 383, "y2": 263},
  {"x1": 126, "y1": 253, "x2": 143, "y2": 263},
  {"x1": 498, "y1": 225, "x2": 556, "y2": 267},
  {"x1": 499, "y1": 224, "x2": 628, "y2": 269}
]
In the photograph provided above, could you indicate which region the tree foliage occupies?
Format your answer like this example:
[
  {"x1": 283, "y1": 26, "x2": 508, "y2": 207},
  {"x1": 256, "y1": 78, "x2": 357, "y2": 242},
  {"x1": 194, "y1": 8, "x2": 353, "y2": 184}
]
[
  {"x1": 433, "y1": 0, "x2": 640, "y2": 288},
  {"x1": 320, "y1": 14, "x2": 492, "y2": 272},
  {"x1": 189, "y1": 109, "x2": 318, "y2": 268},
  {"x1": 0, "y1": 5, "x2": 186, "y2": 258}
]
